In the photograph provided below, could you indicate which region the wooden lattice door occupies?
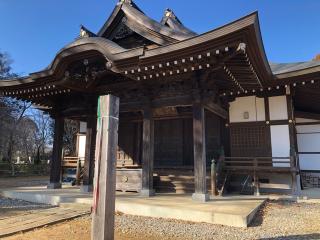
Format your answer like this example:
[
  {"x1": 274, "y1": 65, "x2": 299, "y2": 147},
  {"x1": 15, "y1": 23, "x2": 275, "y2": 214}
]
[{"x1": 230, "y1": 122, "x2": 271, "y2": 157}]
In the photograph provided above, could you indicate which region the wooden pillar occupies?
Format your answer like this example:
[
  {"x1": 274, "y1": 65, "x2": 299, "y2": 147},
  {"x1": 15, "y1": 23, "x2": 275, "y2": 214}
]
[
  {"x1": 192, "y1": 102, "x2": 209, "y2": 202},
  {"x1": 81, "y1": 115, "x2": 97, "y2": 192},
  {"x1": 48, "y1": 116, "x2": 64, "y2": 189},
  {"x1": 134, "y1": 122, "x2": 142, "y2": 165},
  {"x1": 92, "y1": 95, "x2": 119, "y2": 240},
  {"x1": 141, "y1": 105, "x2": 155, "y2": 196},
  {"x1": 286, "y1": 88, "x2": 301, "y2": 195}
]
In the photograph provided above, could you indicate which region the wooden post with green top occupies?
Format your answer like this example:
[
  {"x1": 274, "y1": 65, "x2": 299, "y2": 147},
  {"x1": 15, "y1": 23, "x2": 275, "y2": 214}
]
[{"x1": 92, "y1": 95, "x2": 119, "y2": 240}]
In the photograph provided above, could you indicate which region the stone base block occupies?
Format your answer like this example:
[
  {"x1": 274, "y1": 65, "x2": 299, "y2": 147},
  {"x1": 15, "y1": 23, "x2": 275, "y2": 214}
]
[
  {"x1": 47, "y1": 182, "x2": 61, "y2": 189},
  {"x1": 140, "y1": 189, "x2": 155, "y2": 197},
  {"x1": 80, "y1": 185, "x2": 93, "y2": 193},
  {"x1": 192, "y1": 193, "x2": 209, "y2": 202}
]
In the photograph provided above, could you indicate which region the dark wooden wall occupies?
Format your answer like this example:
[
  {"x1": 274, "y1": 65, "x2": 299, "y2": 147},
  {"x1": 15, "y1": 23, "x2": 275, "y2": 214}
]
[
  {"x1": 118, "y1": 121, "x2": 141, "y2": 166},
  {"x1": 118, "y1": 114, "x2": 223, "y2": 168},
  {"x1": 154, "y1": 119, "x2": 183, "y2": 166},
  {"x1": 205, "y1": 112, "x2": 222, "y2": 163}
]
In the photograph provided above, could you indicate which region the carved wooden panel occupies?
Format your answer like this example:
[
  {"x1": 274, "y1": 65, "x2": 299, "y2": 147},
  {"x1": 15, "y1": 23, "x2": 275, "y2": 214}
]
[{"x1": 116, "y1": 169, "x2": 142, "y2": 192}]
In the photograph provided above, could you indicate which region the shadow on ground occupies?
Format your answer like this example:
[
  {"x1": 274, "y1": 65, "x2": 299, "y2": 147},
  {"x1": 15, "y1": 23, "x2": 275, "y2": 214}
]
[{"x1": 259, "y1": 233, "x2": 320, "y2": 240}]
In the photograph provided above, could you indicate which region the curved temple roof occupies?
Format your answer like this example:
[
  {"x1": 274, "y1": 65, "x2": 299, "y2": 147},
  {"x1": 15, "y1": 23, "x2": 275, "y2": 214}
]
[
  {"x1": 98, "y1": 0, "x2": 196, "y2": 46},
  {"x1": 271, "y1": 61, "x2": 320, "y2": 78},
  {"x1": 1, "y1": 0, "x2": 319, "y2": 102},
  {"x1": 0, "y1": 11, "x2": 272, "y2": 88}
]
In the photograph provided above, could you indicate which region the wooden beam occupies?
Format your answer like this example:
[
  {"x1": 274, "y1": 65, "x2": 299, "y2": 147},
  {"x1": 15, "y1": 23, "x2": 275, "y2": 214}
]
[
  {"x1": 141, "y1": 104, "x2": 155, "y2": 196},
  {"x1": 48, "y1": 116, "x2": 64, "y2": 189},
  {"x1": 192, "y1": 102, "x2": 209, "y2": 202},
  {"x1": 81, "y1": 115, "x2": 97, "y2": 192},
  {"x1": 295, "y1": 110, "x2": 320, "y2": 121},
  {"x1": 92, "y1": 95, "x2": 119, "y2": 240},
  {"x1": 120, "y1": 95, "x2": 193, "y2": 113},
  {"x1": 204, "y1": 102, "x2": 228, "y2": 119}
]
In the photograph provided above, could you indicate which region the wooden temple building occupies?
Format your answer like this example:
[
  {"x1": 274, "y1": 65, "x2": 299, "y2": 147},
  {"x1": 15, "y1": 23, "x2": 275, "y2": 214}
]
[{"x1": 1, "y1": 0, "x2": 320, "y2": 201}]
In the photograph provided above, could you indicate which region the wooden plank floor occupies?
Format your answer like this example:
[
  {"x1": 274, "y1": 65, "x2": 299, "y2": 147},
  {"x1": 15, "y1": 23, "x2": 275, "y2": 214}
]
[{"x1": 0, "y1": 205, "x2": 90, "y2": 238}]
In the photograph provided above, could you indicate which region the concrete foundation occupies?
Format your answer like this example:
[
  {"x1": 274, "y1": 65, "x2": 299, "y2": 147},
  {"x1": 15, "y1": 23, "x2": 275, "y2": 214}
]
[{"x1": 0, "y1": 186, "x2": 266, "y2": 227}]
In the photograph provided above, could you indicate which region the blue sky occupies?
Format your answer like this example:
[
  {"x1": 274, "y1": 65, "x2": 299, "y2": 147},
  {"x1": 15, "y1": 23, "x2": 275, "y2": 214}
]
[{"x1": 0, "y1": 0, "x2": 319, "y2": 76}]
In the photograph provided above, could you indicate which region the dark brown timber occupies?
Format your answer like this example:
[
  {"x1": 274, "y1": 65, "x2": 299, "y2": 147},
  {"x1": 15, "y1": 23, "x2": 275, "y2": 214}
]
[
  {"x1": 81, "y1": 115, "x2": 97, "y2": 192},
  {"x1": 192, "y1": 102, "x2": 209, "y2": 202},
  {"x1": 141, "y1": 104, "x2": 155, "y2": 196},
  {"x1": 48, "y1": 116, "x2": 64, "y2": 189}
]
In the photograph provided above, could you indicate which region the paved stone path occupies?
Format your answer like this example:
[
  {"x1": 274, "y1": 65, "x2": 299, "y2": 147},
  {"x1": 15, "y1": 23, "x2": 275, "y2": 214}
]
[{"x1": 0, "y1": 204, "x2": 90, "y2": 238}]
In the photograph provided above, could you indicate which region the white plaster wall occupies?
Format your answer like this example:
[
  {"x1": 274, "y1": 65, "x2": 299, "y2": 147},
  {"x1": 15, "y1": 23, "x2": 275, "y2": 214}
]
[
  {"x1": 297, "y1": 134, "x2": 320, "y2": 152},
  {"x1": 296, "y1": 121, "x2": 320, "y2": 171},
  {"x1": 296, "y1": 125, "x2": 320, "y2": 134},
  {"x1": 299, "y1": 154, "x2": 320, "y2": 171},
  {"x1": 229, "y1": 96, "x2": 265, "y2": 123},
  {"x1": 79, "y1": 122, "x2": 87, "y2": 133},
  {"x1": 270, "y1": 125, "x2": 290, "y2": 167},
  {"x1": 78, "y1": 135, "x2": 86, "y2": 159},
  {"x1": 268, "y1": 96, "x2": 288, "y2": 120}
]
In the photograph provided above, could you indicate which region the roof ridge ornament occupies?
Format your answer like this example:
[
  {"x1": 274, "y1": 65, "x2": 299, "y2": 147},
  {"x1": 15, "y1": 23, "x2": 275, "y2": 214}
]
[
  {"x1": 237, "y1": 42, "x2": 246, "y2": 53},
  {"x1": 118, "y1": 0, "x2": 133, "y2": 6},
  {"x1": 79, "y1": 25, "x2": 96, "y2": 38},
  {"x1": 164, "y1": 8, "x2": 176, "y2": 19}
]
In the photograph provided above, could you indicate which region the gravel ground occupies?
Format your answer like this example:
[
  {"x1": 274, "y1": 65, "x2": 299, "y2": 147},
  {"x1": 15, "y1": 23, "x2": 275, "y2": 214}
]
[
  {"x1": 0, "y1": 196, "x2": 53, "y2": 218},
  {"x1": 115, "y1": 200, "x2": 320, "y2": 240},
  {"x1": 0, "y1": 197, "x2": 51, "y2": 210},
  {"x1": 4, "y1": 200, "x2": 320, "y2": 240}
]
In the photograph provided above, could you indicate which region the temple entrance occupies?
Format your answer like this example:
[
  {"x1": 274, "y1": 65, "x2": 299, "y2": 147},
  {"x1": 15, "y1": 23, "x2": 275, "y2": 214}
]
[{"x1": 151, "y1": 112, "x2": 224, "y2": 193}]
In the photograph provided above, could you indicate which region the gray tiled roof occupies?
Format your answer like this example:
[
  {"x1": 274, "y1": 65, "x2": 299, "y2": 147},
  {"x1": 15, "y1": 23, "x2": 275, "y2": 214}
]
[{"x1": 270, "y1": 61, "x2": 320, "y2": 75}]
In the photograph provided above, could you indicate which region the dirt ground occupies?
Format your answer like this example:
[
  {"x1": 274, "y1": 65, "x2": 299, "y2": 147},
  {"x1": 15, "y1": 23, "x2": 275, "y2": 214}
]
[{"x1": 2, "y1": 214, "x2": 138, "y2": 240}]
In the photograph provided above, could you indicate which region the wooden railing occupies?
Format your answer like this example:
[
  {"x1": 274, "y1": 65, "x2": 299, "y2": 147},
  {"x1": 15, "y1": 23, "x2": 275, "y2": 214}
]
[
  {"x1": 222, "y1": 156, "x2": 296, "y2": 172},
  {"x1": 211, "y1": 155, "x2": 299, "y2": 197},
  {"x1": 62, "y1": 156, "x2": 84, "y2": 185}
]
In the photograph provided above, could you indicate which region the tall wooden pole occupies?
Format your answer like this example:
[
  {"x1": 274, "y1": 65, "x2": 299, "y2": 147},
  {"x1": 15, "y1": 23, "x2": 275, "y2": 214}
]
[
  {"x1": 141, "y1": 105, "x2": 155, "y2": 196},
  {"x1": 48, "y1": 115, "x2": 64, "y2": 189},
  {"x1": 192, "y1": 102, "x2": 209, "y2": 202},
  {"x1": 92, "y1": 95, "x2": 119, "y2": 240},
  {"x1": 81, "y1": 115, "x2": 97, "y2": 192}
]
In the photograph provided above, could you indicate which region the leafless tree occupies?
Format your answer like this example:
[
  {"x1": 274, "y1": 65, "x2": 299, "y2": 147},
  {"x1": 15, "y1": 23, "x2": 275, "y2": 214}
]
[
  {"x1": 63, "y1": 119, "x2": 79, "y2": 156},
  {"x1": 32, "y1": 111, "x2": 53, "y2": 164}
]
